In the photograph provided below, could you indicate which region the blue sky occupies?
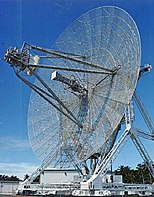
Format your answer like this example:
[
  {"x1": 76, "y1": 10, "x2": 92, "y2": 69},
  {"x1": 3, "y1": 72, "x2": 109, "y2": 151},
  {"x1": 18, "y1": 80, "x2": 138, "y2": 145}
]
[{"x1": 0, "y1": 0, "x2": 154, "y2": 179}]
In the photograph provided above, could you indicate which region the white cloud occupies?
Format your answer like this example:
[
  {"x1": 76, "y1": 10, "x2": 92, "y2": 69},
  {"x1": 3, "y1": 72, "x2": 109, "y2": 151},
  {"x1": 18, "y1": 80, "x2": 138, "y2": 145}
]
[
  {"x1": 0, "y1": 137, "x2": 31, "y2": 152},
  {"x1": 0, "y1": 162, "x2": 39, "y2": 179}
]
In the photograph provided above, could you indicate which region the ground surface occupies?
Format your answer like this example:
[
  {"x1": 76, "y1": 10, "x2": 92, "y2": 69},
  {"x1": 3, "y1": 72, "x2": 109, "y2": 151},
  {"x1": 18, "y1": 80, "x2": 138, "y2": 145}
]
[{"x1": 0, "y1": 195, "x2": 144, "y2": 196}]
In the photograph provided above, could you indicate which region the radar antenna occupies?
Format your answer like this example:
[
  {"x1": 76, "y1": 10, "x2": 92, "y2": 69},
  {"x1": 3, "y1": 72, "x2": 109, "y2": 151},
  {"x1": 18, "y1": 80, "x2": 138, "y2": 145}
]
[{"x1": 4, "y1": 6, "x2": 154, "y2": 195}]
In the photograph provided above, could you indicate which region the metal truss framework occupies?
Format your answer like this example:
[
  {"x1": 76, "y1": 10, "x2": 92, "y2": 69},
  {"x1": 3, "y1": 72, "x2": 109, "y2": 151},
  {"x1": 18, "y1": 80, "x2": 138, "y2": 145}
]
[
  {"x1": 22, "y1": 90, "x2": 154, "y2": 186},
  {"x1": 82, "y1": 92, "x2": 154, "y2": 191},
  {"x1": 4, "y1": 42, "x2": 154, "y2": 188}
]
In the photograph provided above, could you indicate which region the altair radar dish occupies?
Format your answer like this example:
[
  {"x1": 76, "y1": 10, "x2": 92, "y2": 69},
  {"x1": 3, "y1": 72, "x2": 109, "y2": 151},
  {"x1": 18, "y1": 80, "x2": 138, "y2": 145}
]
[
  {"x1": 28, "y1": 6, "x2": 140, "y2": 166},
  {"x1": 4, "y1": 5, "x2": 154, "y2": 194}
]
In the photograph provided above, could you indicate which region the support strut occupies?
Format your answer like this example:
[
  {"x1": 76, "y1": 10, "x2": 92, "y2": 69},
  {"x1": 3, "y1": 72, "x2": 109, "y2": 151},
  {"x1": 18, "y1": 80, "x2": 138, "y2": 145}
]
[{"x1": 134, "y1": 91, "x2": 154, "y2": 134}]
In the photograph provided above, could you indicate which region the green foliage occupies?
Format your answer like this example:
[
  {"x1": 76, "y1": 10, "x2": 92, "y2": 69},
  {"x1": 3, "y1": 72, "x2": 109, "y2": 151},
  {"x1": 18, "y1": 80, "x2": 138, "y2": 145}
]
[
  {"x1": 0, "y1": 174, "x2": 20, "y2": 181},
  {"x1": 0, "y1": 163, "x2": 153, "y2": 184},
  {"x1": 114, "y1": 163, "x2": 154, "y2": 184}
]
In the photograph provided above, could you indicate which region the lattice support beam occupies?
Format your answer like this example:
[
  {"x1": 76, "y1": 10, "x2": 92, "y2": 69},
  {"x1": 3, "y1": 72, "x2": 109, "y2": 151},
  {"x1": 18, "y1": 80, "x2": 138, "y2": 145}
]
[
  {"x1": 134, "y1": 91, "x2": 154, "y2": 134},
  {"x1": 130, "y1": 130, "x2": 154, "y2": 178}
]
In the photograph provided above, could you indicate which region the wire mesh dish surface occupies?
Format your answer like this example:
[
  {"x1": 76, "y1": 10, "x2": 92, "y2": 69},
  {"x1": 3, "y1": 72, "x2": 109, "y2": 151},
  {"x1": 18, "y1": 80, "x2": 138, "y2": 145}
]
[{"x1": 28, "y1": 6, "x2": 141, "y2": 167}]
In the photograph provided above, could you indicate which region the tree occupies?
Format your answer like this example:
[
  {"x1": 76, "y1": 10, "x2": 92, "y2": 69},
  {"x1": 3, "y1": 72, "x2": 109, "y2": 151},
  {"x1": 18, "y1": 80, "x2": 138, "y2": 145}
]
[
  {"x1": 115, "y1": 165, "x2": 132, "y2": 183},
  {"x1": 0, "y1": 174, "x2": 20, "y2": 181},
  {"x1": 9, "y1": 175, "x2": 20, "y2": 181},
  {"x1": 136, "y1": 163, "x2": 153, "y2": 184},
  {"x1": 114, "y1": 163, "x2": 154, "y2": 184}
]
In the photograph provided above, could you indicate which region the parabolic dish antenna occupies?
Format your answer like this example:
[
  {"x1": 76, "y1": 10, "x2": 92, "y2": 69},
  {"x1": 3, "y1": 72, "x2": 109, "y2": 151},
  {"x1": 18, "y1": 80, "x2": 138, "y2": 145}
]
[{"x1": 28, "y1": 6, "x2": 141, "y2": 167}]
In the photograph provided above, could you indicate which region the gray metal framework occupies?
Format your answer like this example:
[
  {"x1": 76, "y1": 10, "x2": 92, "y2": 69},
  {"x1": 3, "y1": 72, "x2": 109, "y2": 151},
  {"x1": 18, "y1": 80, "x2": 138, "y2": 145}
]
[
  {"x1": 78, "y1": 97, "x2": 154, "y2": 195},
  {"x1": 4, "y1": 6, "x2": 140, "y2": 169},
  {"x1": 4, "y1": 6, "x2": 154, "y2": 194}
]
